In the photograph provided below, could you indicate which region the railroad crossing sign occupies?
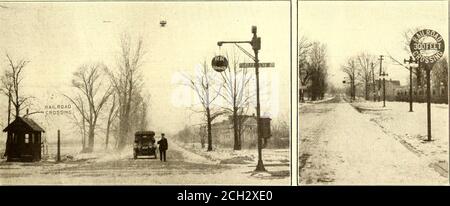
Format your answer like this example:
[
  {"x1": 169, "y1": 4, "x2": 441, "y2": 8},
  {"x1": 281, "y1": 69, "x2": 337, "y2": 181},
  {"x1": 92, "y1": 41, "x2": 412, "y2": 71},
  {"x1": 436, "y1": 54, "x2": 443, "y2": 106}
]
[
  {"x1": 239, "y1": 62, "x2": 275, "y2": 68},
  {"x1": 409, "y1": 29, "x2": 445, "y2": 142},
  {"x1": 409, "y1": 29, "x2": 445, "y2": 66},
  {"x1": 211, "y1": 55, "x2": 229, "y2": 72}
]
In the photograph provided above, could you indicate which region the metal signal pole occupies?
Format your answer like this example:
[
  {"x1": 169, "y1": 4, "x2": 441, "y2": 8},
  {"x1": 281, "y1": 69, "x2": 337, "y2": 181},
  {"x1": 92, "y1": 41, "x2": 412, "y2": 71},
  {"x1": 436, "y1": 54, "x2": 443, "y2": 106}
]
[
  {"x1": 426, "y1": 64, "x2": 432, "y2": 141},
  {"x1": 217, "y1": 26, "x2": 265, "y2": 172}
]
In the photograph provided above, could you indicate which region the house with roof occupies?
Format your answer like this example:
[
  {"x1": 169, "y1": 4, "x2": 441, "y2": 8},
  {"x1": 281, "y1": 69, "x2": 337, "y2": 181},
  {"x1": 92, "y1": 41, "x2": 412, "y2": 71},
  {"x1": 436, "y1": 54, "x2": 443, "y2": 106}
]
[{"x1": 3, "y1": 117, "x2": 45, "y2": 162}]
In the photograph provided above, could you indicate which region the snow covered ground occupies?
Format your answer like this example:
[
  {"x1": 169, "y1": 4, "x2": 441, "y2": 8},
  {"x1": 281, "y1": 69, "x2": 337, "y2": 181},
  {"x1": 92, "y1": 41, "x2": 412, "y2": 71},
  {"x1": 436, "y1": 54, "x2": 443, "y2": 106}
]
[
  {"x1": 299, "y1": 94, "x2": 448, "y2": 185},
  {"x1": 351, "y1": 100, "x2": 449, "y2": 177},
  {"x1": 0, "y1": 139, "x2": 289, "y2": 185},
  {"x1": 175, "y1": 141, "x2": 290, "y2": 182},
  {"x1": 299, "y1": 94, "x2": 335, "y2": 109}
]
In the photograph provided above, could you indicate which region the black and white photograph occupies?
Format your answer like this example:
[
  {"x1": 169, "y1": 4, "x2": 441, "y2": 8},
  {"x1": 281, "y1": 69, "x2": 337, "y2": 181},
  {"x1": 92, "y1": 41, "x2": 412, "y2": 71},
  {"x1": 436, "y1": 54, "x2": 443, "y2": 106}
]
[
  {"x1": 298, "y1": 0, "x2": 449, "y2": 185},
  {"x1": 0, "y1": 1, "x2": 291, "y2": 185},
  {"x1": 1, "y1": 0, "x2": 450, "y2": 193}
]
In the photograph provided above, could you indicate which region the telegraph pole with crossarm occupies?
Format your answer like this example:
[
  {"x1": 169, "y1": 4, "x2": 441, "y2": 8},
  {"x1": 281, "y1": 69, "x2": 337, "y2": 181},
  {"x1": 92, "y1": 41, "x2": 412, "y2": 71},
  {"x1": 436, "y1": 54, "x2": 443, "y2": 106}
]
[
  {"x1": 379, "y1": 55, "x2": 388, "y2": 107},
  {"x1": 404, "y1": 56, "x2": 418, "y2": 112}
]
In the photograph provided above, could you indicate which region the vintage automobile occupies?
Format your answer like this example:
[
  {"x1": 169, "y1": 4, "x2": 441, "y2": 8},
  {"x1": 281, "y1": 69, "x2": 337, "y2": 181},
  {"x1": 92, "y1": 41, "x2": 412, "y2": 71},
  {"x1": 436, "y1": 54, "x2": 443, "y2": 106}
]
[{"x1": 133, "y1": 131, "x2": 157, "y2": 159}]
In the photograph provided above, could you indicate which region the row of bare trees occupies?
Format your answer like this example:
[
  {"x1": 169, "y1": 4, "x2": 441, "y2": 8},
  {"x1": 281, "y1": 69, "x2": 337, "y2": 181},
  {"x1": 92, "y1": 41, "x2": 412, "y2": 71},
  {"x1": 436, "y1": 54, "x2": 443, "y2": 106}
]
[
  {"x1": 65, "y1": 34, "x2": 149, "y2": 153},
  {"x1": 185, "y1": 50, "x2": 254, "y2": 151},
  {"x1": 0, "y1": 34, "x2": 149, "y2": 154},
  {"x1": 341, "y1": 53, "x2": 379, "y2": 101},
  {"x1": 298, "y1": 37, "x2": 329, "y2": 101},
  {"x1": 342, "y1": 27, "x2": 448, "y2": 102}
]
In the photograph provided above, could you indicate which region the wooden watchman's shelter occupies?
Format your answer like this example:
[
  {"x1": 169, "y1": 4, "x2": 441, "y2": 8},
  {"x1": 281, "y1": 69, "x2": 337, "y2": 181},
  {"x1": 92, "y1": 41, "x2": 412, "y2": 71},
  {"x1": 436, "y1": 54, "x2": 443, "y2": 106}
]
[{"x1": 3, "y1": 117, "x2": 45, "y2": 162}]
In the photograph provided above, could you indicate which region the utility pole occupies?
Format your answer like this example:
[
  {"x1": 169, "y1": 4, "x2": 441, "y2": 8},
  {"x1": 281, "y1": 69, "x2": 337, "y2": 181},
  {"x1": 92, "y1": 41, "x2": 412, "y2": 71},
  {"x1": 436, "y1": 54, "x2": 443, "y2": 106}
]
[
  {"x1": 371, "y1": 62, "x2": 376, "y2": 101},
  {"x1": 57, "y1": 129, "x2": 61, "y2": 162},
  {"x1": 404, "y1": 56, "x2": 417, "y2": 112},
  {"x1": 379, "y1": 55, "x2": 388, "y2": 107},
  {"x1": 350, "y1": 60, "x2": 355, "y2": 101}
]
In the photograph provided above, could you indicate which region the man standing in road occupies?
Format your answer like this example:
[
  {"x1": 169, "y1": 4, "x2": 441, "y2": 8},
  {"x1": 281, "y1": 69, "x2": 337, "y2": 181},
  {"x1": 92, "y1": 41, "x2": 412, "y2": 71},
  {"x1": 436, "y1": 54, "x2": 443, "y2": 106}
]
[{"x1": 157, "y1": 133, "x2": 168, "y2": 162}]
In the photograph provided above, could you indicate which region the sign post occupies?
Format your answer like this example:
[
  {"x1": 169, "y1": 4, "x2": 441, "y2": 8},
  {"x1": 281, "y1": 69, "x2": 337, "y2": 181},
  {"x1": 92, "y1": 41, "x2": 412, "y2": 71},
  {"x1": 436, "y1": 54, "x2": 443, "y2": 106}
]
[
  {"x1": 215, "y1": 26, "x2": 272, "y2": 172},
  {"x1": 57, "y1": 129, "x2": 61, "y2": 162},
  {"x1": 409, "y1": 29, "x2": 445, "y2": 141}
]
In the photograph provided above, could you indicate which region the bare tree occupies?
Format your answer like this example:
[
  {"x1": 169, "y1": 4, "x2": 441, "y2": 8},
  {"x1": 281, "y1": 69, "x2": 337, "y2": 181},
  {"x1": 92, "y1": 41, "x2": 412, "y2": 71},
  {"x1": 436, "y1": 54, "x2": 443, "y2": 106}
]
[
  {"x1": 218, "y1": 51, "x2": 253, "y2": 150},
  {"x1": 402, "y1": 28, "x2": 425, "y2": 88},
  {"x1": 308, "y1": 42, "x2": 328, "y2": 100},
  {"x1": 0, "y1": 69, "x2": 13, "y2": 125},
  {"x1": 106, "y1": 34, "x2": 146, "y2": 150},
  {"x1": 432, "y1": 57, "x2": 448, "y2": 98},
  {"x1": 356, "y1": 52, "x2": 378, "y2": 100},
  {"x1": 67, "y1": 105, "x2": 88, "y2": 150},
  {"x1": 185, "y1": 60, "x2": 223, "y2": 151},
  {"x1": 64, "y1": 63, "x2": 112, "y2": 152},
  {"x1": 129, "y1": 91, "x2": 150, "y2": 132},
  {"x1": 298, "y1": 36, "x2": 312, "y2": 102},
  {"x1": 342, "y1": 57, "x2": 357, "y2": 100},
  {"x1": 104, "y1": 92, "x2": 119, "y2": 150},
  {"x1": 1, "y1": 54, "x2": 32, "y2": 118}
]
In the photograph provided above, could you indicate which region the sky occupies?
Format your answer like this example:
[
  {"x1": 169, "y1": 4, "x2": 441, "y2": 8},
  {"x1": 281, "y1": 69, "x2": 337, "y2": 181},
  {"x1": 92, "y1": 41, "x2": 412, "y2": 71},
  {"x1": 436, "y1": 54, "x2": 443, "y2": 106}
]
[
  {"x1": 299, "y1": 1, "x2": 448, "y2": 88},
  {"x1": 0, "y1": 1, "x2": 290, "y2": 138}
]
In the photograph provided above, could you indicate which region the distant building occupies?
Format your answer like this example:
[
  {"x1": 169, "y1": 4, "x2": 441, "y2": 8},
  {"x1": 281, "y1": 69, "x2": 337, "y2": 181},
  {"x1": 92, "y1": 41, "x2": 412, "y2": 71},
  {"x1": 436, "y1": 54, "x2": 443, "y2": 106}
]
[
  {"x1": 3, "y1": 117, "x2": 45, "y2": 162},
  {"x1": 395, "y1": 81, "x2": 448, "y2": 103},
  {"x1": 375, "y1": 79, "x2": 401, "y2": 101},
  {"x1": 211, "y1": 115, "x2": 271, "y2": 148}
]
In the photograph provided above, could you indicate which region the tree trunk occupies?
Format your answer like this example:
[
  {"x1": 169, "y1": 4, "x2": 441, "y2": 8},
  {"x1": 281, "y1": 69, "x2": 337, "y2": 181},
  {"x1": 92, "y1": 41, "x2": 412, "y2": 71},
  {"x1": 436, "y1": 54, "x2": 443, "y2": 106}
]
[
  {"x1": 81, "y1": 118, "x2": 86, "y2": 150},
  {"x1": 3, "y1": 95, "x2": 11, "y2": 157},
  {"x1": 7, "y1": 93, "x2": 11, "y2": 124},
  {"x1": 117, "y1": 117, "x2": 128, "y2": 150},
  {"x1": 352, "y1": 77, "x2": 355, "y2": 100},
  {"x1": 232, "y1": 107, "x2": 241, "y2": 150},
  {"x1": 365, "y1": 80, "x2": 369, "y2": 100},
  {"x1": 237, "y1": 117, "x2": 243, "y2": 149},
  {"x1": 87, "y1": 125, "x2": 95, "y2": 152},
  {"x1": 105, "y1": 123, "x2": 110, "y2": 150},
  {"x1": 206, "y1": 107, "x2": 213, "y2": 151},
  {"x1": 15, "y1": 104, "x2": 19, "y2": 118}
]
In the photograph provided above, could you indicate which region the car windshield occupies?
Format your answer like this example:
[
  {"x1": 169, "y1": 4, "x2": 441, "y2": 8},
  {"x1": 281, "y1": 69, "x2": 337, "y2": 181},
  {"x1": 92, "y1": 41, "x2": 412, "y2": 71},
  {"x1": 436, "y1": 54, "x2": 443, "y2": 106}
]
[{"x1": 136, "y1": 136, "x2": 155, "y2": 145}]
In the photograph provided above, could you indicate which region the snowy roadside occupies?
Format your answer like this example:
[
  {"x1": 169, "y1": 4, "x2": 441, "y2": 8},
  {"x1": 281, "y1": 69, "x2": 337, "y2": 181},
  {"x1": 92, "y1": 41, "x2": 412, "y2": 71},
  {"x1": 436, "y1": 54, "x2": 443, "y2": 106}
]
[
  {"x1": 299, "y1": 95, "x2": 335, "y2": 108},
  {"x1": 351, "y1": 101, "x2": 449, "y2": 177},
  {"x1": 168, "y1": 140, "x2": 215, "y2": 164},
  {"x1": 174, "y1": 140, "x2": 290, "y2": 182},
  {"x1": 175, "y1": 141, "x2": 289, "y2": 165}
]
